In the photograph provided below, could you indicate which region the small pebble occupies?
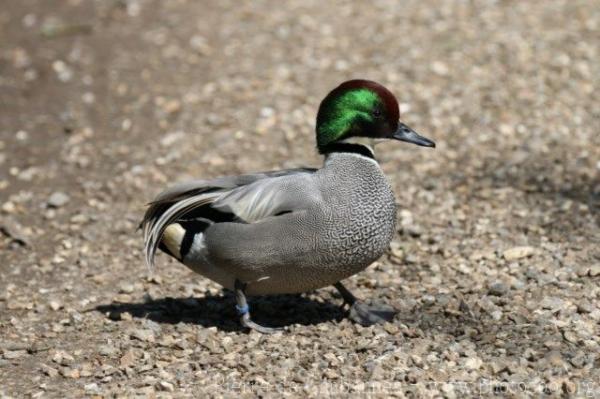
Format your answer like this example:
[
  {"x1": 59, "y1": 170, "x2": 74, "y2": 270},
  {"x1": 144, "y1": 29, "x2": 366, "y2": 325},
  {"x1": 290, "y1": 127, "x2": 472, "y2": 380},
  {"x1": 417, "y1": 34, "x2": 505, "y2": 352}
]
[
  {"x1": 156, "y1": 381, "x2": 175, "y2": 392},
  {"x1": 98, "y1": 345, "x2": 118, "y2": 357},
  {"x1": 48, "y1": 300, "x2": 61, "y2": 311},
  {"x1": 503, "y1": 246, "x2": 535, "y2": 261},
  {"x1": 130, "y1": 329, "x2": 155, "y2": 343},
  {"x1": 47, "y1": 192, "x2": 70, "y2": 208},
  {"x1": 488, "y1": 282, "x2": 508, "y2": 296}
]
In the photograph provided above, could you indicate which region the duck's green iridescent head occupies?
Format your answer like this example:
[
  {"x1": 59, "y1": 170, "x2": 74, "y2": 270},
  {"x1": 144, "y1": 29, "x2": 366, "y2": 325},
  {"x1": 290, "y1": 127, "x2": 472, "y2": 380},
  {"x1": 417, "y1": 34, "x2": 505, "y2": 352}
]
[{"x1": 316, "y1": 80, "x2": 434, "y2": 154}]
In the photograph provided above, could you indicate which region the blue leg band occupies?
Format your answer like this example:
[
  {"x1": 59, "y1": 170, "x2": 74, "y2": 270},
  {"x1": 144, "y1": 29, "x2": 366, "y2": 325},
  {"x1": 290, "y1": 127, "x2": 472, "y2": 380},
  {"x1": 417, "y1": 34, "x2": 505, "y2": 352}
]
[{"x1": 236, "y1": 304, "x2": 249, "y2": 315}]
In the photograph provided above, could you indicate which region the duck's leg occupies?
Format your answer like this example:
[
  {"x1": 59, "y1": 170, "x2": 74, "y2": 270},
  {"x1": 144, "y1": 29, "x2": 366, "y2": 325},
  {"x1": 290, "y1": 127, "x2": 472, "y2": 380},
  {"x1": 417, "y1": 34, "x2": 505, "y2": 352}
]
[
  {"x1": 333, "y1": 282, "x2": 396, "y2": 326},
  {"x1": 234, "y1": 280, "x2": 282, "y2": 334}
]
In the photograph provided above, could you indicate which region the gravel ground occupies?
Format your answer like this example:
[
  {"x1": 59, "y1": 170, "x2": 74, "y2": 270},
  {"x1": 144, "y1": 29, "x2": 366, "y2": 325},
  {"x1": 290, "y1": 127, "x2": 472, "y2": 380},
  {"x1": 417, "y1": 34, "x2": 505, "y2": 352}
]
[{"x1": 1, "y1": 0, "x2": 599, "y2": 397}]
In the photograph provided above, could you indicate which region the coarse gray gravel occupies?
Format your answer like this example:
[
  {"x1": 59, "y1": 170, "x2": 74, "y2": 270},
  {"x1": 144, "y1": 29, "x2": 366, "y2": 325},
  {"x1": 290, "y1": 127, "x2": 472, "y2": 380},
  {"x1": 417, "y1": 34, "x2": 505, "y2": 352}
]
[{"x1": 1, "y1": 0, "x2": 599, "y2": 397}]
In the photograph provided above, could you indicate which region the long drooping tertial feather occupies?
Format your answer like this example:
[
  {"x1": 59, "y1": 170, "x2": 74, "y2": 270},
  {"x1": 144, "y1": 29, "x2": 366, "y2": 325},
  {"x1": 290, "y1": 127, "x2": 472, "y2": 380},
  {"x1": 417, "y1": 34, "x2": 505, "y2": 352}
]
[{"x1": 143, "y1": 192, "x2": 222, "y2": 270}]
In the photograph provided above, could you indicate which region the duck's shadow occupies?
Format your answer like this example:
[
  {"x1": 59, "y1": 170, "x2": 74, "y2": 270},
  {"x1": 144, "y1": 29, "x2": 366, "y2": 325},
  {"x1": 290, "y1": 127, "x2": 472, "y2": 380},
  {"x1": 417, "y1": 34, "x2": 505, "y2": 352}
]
[{"x1": 95, "y1": 292, "x2": 345, "y2": 332}]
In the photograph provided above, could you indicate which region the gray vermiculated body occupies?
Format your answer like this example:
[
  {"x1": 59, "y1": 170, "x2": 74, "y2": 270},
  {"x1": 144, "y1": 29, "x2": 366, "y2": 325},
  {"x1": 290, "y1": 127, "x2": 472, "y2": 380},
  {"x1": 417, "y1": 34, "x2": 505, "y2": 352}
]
[{"x1": 182, "y1": 153, "x2": 397, "y2": 296}]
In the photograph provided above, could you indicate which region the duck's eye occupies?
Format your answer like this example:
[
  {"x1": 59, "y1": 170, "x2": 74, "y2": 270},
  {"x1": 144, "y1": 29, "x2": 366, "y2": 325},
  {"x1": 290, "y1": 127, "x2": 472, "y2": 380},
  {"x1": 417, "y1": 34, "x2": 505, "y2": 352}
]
[{"x1": 373, "y1": 109, "x2": 382, "y2": 118}]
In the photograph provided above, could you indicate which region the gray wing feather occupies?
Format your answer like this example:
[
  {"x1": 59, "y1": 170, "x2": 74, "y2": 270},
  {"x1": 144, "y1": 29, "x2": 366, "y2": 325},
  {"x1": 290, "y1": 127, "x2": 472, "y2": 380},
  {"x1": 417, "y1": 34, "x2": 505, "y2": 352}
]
[
  {"x1": 212, "y1": 178, "x2": 305, "y2": 223},
  {"x1": 150, "y1": 167, "x2": 315, "y2": 204}
]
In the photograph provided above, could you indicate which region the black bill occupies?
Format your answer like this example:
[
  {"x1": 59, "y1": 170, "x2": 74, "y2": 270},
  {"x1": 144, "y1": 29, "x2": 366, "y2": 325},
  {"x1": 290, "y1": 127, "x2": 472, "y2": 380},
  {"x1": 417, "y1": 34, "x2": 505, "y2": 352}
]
[{"x1": 392, "y1": 122, "x2": 435, "y2": 147}]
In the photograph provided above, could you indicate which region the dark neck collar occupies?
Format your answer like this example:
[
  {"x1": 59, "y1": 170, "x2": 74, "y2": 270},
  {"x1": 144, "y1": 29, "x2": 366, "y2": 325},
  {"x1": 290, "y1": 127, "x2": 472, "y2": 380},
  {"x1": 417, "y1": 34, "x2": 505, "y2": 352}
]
[{"x1": 318, "y1": 143, "x2": 375, "y2": 160}]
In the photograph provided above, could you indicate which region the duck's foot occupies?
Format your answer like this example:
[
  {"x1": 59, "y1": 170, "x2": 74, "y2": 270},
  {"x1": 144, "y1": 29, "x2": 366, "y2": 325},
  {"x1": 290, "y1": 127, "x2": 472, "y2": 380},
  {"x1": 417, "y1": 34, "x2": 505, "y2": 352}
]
[
  {"x1": 235, "y1": 279, "x2": 282, "y2": 334},
  {"x1": 334, "y1": 281, "x2": 396, "y2": 326},
  {"x1": 239, "y1": 313, "x2": 282, "y2": 334}
]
